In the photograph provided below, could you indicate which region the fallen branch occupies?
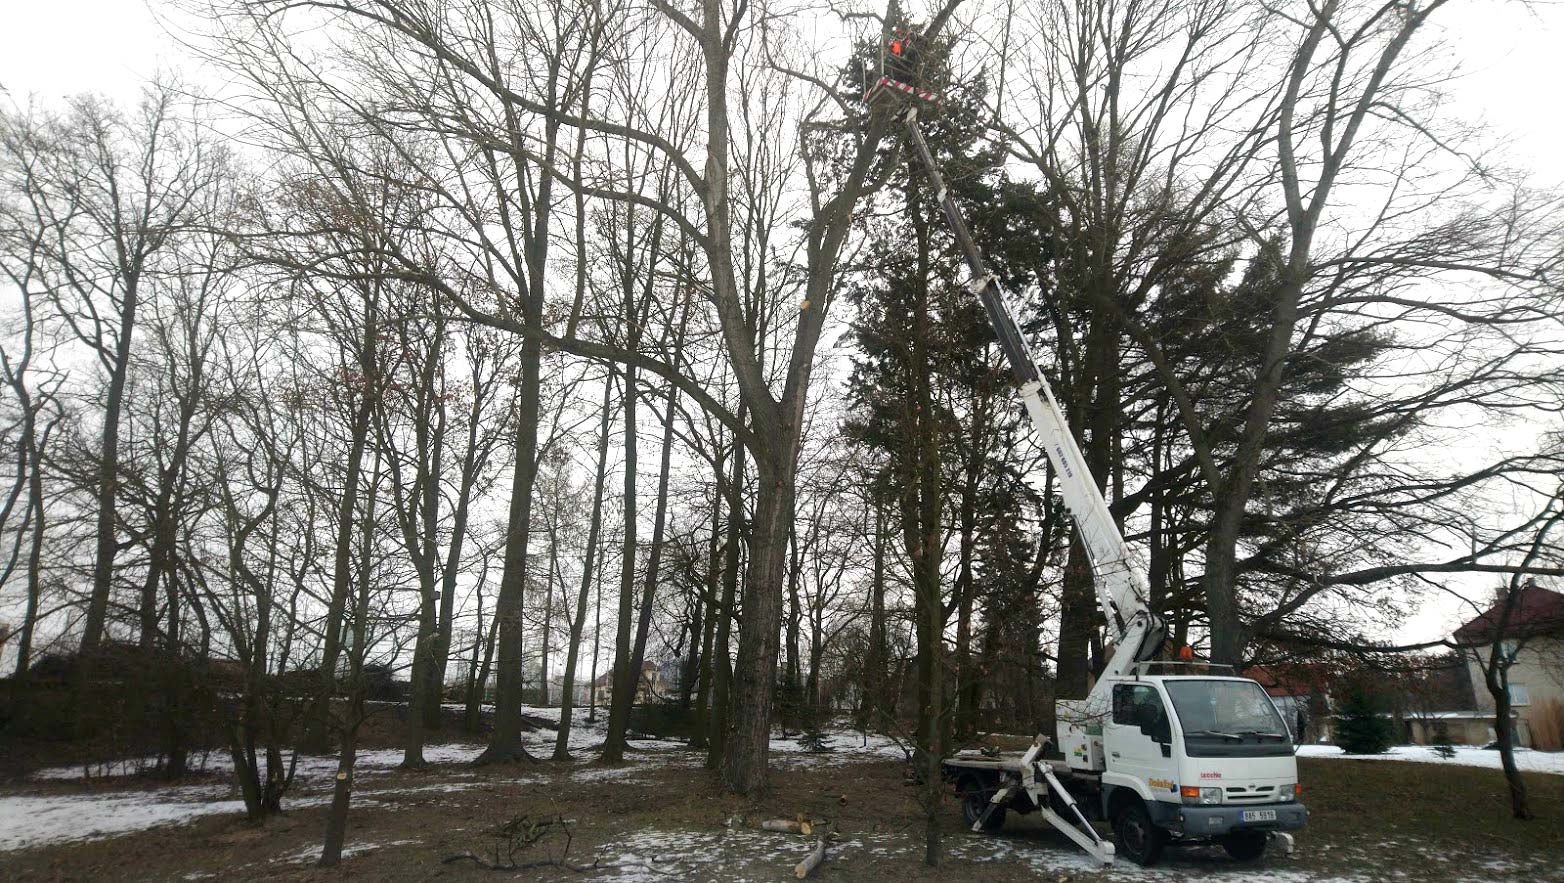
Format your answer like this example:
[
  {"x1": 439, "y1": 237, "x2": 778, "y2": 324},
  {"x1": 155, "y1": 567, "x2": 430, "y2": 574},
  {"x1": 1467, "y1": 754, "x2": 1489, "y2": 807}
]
[{"x1": 794, "y1": 836, "x2": 826, "y2": 878}]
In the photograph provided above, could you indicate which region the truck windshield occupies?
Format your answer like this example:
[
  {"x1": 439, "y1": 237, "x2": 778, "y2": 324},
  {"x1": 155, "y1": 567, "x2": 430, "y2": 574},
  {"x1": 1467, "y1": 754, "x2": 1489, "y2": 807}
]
[{"x1": 1164, "y1": 680, "x2": 1292, "y2": 757}]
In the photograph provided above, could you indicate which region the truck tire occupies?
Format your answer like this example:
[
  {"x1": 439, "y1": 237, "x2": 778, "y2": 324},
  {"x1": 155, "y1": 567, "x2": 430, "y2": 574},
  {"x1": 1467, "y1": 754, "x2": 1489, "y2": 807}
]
[
  {"x1": 1111, "y1": 797, "x2": 1167, "y2": 866},
  {"x1": 1221, "y1": 831, "x2": 1268, "y2": 861},
  {"x1": 959, "y1": 776, "x2": 1006, "y2": 833}
]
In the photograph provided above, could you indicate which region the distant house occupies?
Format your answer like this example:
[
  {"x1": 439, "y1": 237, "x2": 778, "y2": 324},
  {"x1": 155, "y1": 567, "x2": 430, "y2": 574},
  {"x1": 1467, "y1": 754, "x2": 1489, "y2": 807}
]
[
  {"x1": 588, "y1": 659, "x2": 679, "y2": 707},
  {"x1": 1453, "y1": 583, "x2": 1564, "y2": 750},
  {"x1": 1246, "y1": 664, "x2": 1334, "y2": 743}
]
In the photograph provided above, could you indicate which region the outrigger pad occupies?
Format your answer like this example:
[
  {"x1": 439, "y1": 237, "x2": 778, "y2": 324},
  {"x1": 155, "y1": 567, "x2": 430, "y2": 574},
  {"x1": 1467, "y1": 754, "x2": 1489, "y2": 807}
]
[{"x1": 864, "y1": 75, "x2": 940, "y2": 108}]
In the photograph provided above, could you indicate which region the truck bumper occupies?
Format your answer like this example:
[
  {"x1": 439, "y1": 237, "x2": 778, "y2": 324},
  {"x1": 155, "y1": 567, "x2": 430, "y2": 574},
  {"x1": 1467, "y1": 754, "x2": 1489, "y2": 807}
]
[{"x1": 1170, "y1": 802, "x2": 1308, "y2": 837}]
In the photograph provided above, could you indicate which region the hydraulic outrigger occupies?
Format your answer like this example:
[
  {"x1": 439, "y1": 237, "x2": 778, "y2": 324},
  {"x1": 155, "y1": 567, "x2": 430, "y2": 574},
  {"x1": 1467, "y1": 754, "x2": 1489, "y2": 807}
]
[{"x1": 867, "y1": 48, "x2": 1306, "y2": 868}]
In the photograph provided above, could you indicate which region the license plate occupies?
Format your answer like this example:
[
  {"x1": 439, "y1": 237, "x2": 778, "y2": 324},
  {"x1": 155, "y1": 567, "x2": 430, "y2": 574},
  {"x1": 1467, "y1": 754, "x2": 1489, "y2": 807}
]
[{"x1": 1240, "y1": 810, "x2": 1277, "y2": 822}]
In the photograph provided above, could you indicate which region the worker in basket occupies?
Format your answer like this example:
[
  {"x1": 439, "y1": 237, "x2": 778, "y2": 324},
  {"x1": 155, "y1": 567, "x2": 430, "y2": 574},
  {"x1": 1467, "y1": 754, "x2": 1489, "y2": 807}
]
[{"x1": 886, "y1": 28, "x2": 923, "y2": 86}]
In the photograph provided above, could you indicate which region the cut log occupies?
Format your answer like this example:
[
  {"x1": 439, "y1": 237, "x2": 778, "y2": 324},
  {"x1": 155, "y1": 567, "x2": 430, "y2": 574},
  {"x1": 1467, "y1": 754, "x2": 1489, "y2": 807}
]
[
  {"x1": 760, "y1": 819, "x2": 811, "y2": 834},
  {"x1": 794, "y1": 837, "x2": 826, "y2": 878}
]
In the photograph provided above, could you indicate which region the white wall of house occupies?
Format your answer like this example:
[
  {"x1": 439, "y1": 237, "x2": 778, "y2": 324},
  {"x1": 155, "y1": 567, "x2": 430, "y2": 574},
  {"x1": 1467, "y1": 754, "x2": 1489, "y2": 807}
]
[{"x1": 1464, "y1": 637, "x2": 1564, "y2": 749}]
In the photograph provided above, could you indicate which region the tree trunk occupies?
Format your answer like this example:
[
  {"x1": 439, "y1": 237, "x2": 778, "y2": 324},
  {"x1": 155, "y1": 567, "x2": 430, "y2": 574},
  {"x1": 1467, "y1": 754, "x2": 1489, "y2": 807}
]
[
  {"x1": 76, "y1": 275, "x2": 142, "y2": 727},
  {"x1": 556, "y1": 377, "x2": 613, "y2": 760},
  {"x1": 602, "y1": 364, "x2": 639, "y2": 764},
  {"x1": 13, "y1": 430, "x2": 46, "y2": 680},
  {"x1": 320, "y1": 457, "x2": 380, "y2": 866},
  {"x1": 681, "y1": 591, "x2": 703, "y2": 712},
  {"x1": 859, "y1": 501, "x2": 887, "y2": 730},
  {"x1": 477, "y1": 324, "x2": 544, "y2": 764},
  {"x1": 622, "y1": 384, "x2": 679, "y2": 739},
  {"x1": 706, "y1": 436, "x2": 744, "y2": 769},
  {"x1": 1492, "y1": 684, "x2": 1531, "y2": 820},
  {"x1": 1485, "y1": 646, "x2": 1533, "y2": 820},
  {"x1": 428, "y1": 405, "x2": 483, "y2": 730},
  {"x1": 784, "y1": 522, "x2": 803, "y2": 729},
  {"x1": 304, "y1": 304, "x2": 378, "y2": 751},
  {"x1": 539, "y1": 528, "x2": 558, "y2": 707},
  {"x1": 719, "y1": 454, "x2": 793, "y2": 794},
  {"x1": 466, "y1": 603, "x2": 498, "y2": 734},
  {"x1": 589, "y1": 533, "x2": 603, "y2": 726},
  {"x1": 952, "y1": 419, "x2": 981, "y2": 740},
  {"x1": 403, "y1": 586, "x2": 437, "y2": 767},
  {"x1": 690, "y1": 451, "x2": 724, "y2": 750}
]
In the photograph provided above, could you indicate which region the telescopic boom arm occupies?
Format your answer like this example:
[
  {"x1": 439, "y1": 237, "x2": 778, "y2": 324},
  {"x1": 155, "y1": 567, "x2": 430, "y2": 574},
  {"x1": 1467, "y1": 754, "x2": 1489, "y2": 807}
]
[{"x1": 888, "y1": 95, "x2": 1163, "y2": 668}]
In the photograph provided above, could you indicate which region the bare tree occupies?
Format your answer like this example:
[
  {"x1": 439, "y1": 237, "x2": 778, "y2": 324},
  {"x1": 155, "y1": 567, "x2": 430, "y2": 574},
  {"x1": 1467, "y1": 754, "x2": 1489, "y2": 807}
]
[{"x1": 1452, "y1": 489, "x2": 1564, "y2": 820}]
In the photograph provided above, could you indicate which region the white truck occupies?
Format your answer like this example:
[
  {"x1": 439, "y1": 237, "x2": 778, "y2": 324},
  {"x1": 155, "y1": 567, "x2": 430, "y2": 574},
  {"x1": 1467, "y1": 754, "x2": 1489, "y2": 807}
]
[{"x1": 865, "y1": 66, "x2": 1309, "y2": 867}]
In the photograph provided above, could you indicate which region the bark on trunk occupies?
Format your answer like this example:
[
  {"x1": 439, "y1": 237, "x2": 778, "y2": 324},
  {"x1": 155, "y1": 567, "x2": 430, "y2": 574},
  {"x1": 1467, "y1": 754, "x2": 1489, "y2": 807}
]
[
  {"x1": 622, "y1": 383, "x2": 679, "y2": 736},
  {"x1": 706, "y1": 435, "x2": 744, "y2": 769},
  {"x1": 477, "y1": 327, "x2": 543, "y2": 765},
  {"x1": 304, "y1": 300, "x2": 378, "y2": 751},
  {"x1": 539, "y1": 529, "x2": 557, "y2": 707},
  {"x1": 601, "y1": 364, "x2": 639, "y2": 764},
  {"x1": 320, "y1": 455, "x2": 379, "y2": 865},
  {"x1": 719, "y1": 456, "x2": 792, "y2": 794},
  {"x1": 555, "y1": 377, "x2": 614, "y2": 760},
  {"x1": 76, "y1": 275, "x2": 142, "y2": 726},
  {"x1": 690, "y1": 450, "x2": 724, "y2": 750}
]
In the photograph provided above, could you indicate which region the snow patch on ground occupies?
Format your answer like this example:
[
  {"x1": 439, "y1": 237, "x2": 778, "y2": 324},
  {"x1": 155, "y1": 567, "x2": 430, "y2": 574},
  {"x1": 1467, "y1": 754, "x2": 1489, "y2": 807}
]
[
  {"x1": 273, "y1": 837, "x2": 418, "y2": 864},
  {"x1": 0, "y1": 793, "x2": 247, "y2": 851},
  {"x1": 1298, "y1": 743, "x2": 1564, "y2": 775},
  {"x1": 5, "y1": 705, "x2": 684, "y2": 854},
  {"x1": 767, "y1": 728, "x2": 910, "y2": 768},
  {"x1": 592, "y1": 828, "x2": 1367, "y2": 882}
]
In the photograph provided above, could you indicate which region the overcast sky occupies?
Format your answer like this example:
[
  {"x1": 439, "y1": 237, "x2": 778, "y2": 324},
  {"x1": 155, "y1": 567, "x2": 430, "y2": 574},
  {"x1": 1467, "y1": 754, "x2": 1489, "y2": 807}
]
[{"x1": 2, "y1": 1, "x2": 1562, "y2": 646}]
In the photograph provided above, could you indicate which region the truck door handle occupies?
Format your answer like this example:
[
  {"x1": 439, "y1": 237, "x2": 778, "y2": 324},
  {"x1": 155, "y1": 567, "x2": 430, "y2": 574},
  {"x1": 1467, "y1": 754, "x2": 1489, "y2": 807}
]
[{"x1": 1111, "y1": 752, "x2": 1120, "y2": 759}]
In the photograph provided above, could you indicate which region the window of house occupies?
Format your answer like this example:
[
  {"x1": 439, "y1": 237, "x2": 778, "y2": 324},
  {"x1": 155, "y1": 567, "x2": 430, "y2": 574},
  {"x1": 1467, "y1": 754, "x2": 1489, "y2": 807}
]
[
  {"x1": 1508, "y1": 683, "x2": 1531, "y2": 706},
  {"x1": 1500, "y1": 640, "x2": 1520, "y2": 662}
]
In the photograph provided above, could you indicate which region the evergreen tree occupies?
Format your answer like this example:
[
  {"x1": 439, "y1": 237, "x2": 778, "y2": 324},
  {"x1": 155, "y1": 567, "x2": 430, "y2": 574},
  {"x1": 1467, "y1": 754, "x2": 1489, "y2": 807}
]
[
  {"x1": 838, "y1": 31, "x2": 1056, "y2": 866},
  {"x1": 1335, "y1": 685, "x2": 1394, "y2": 755}
]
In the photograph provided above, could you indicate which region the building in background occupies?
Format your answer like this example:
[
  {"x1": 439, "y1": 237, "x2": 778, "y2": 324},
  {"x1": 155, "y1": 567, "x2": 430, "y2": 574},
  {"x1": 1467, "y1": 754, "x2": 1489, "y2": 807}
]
[{"x1": 1453, "y1": 583, "x2": 1564, "y2": 750}]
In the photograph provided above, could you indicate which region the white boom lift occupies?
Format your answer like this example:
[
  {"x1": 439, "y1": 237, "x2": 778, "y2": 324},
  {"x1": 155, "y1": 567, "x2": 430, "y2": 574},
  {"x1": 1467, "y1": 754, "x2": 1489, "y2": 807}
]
[{"x1": 866, "y1": 49, "x2": 1308, "y2": 867}]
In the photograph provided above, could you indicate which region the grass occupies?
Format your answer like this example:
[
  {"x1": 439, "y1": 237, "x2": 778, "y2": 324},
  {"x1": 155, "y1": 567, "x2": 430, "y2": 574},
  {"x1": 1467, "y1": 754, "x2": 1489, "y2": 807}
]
[
  {"x1": 1294, "y1": 755, "x2": 1564, "y2": 879},
  {"x1": 2, "y1": 743, "x2": 1561, "y2": 881}
]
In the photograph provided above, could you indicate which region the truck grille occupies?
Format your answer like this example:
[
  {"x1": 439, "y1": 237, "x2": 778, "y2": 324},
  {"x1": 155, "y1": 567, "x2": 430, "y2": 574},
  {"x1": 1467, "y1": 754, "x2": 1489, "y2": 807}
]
[{"x1": 1224, "y1": 785, "x2": 1276, "y2": 804}]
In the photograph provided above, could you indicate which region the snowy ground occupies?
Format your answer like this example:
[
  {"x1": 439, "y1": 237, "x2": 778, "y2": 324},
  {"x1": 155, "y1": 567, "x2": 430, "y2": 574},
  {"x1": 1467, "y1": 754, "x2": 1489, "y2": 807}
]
[
  {"x1": 4, "y1": 715, "x2": 1560, "y2": 857},
  {"x1": 6, "y1": 705, "x2": 654, "y2": 852},
  {"x1": 1297, "y1": 743, "x2": 1564, "y2": 775},
  {"x1": 591, "y1": 827, "x2": 1405, "y2": 883}
]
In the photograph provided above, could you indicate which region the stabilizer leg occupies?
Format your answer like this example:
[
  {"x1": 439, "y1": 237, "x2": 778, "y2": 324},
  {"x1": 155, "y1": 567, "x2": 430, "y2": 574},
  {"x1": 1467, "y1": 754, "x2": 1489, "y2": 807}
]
[{"x1": 1033, "y1": 765, "x2": 1115, "y2": 865}]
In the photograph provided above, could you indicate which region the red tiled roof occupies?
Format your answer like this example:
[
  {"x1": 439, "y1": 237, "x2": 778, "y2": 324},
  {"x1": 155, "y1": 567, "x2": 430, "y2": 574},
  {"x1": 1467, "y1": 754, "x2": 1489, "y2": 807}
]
[
  {"x1": 1243, "y1": 663, "x2": 1328, "y2": 697},
  {"x1": 1453, "y1": 584, "x2": 1564, "y2": 643}
]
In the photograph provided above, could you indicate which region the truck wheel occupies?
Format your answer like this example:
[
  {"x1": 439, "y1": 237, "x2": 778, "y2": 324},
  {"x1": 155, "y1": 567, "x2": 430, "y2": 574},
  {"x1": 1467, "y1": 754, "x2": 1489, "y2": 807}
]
[
  {"x1": 959, "y1": 777, "x2": 1006, "y2": 832},
  {"x1": 1111, "y1": 798, "x2": 1167, "y2": 866},
  {"x1": 1221, "y1": 831, "x2": 1268, "y2": 861}
]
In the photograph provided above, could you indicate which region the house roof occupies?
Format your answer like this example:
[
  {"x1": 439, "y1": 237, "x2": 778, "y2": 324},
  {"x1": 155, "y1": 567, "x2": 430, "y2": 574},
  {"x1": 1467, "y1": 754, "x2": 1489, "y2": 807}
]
[
  {"x1": 1453, "y1": 584, "x2": 1564, "y2": 644},
  {"x1": 589, "y1": 659, "x2": 660, "y2": 688},
  {"x1": 1243, "y1": 663, "x2": 1330, "y2": 698}
]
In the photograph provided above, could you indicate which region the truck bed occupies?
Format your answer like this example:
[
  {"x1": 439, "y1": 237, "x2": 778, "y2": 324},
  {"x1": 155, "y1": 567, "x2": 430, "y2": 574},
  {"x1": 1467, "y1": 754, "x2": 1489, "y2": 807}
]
[{"x1": 941, "y1": 750, "x2": 1079, "y2": 777}]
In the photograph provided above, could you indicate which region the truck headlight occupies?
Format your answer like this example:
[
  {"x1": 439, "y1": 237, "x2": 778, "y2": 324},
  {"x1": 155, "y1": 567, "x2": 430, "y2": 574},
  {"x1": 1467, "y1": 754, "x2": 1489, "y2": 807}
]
[{"x1": 1180, "y1": 786, "x2": 1222, "y2": 805}]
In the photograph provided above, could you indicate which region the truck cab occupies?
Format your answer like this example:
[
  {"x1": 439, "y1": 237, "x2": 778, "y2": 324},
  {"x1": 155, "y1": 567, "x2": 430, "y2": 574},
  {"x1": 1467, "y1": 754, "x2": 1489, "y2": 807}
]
[{"x1": 1062, "y1": 667, "x2": 1308, "y2": 864}]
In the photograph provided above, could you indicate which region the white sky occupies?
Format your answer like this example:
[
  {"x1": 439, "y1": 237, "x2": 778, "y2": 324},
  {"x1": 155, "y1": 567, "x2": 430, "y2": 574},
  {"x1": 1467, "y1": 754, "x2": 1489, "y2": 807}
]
[{"x1": 2, "y1": 1, "x2": 1562, "y2": 647}]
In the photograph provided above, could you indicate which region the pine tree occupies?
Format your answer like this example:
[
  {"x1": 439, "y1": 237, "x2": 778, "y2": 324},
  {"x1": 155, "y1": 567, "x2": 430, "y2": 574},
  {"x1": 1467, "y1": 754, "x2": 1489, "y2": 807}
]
[{"x1": 1335, "y1": 686, "x2": 1394, "y2": 754}]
